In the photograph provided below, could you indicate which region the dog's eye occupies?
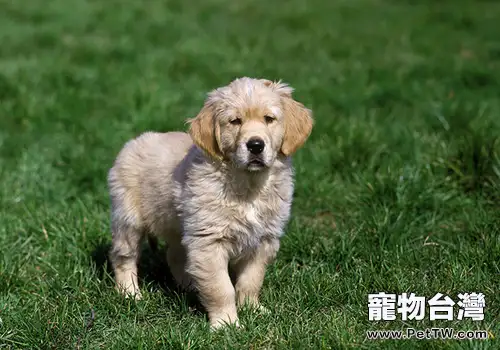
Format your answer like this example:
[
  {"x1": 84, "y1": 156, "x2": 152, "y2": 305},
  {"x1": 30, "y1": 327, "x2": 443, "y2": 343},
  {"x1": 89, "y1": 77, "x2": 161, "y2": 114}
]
[
  {"x1": 265, "y1": 115, "x2": 275, "y2": 124},
  {"x1": 230, "y1": 118, "x2": 242, "y2": 125}
]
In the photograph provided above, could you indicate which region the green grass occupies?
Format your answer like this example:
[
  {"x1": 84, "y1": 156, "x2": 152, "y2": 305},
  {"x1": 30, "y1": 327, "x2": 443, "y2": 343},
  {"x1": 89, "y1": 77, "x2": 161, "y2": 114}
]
[{"x1": 1, "y1": 0, "x2": 499, "y2": 348}]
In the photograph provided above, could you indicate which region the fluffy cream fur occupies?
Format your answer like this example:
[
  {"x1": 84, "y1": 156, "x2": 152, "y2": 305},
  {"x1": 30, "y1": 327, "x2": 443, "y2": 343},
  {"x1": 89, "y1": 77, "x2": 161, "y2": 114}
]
[{"x1": 108, "y1": 77, "x2": 313, "y2": 329}]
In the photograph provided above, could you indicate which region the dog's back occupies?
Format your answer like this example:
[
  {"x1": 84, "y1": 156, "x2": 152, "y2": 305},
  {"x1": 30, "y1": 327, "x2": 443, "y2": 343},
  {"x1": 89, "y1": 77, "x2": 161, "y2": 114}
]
[{"x1": 108, "y1": 131, "x2": 193, "y2": 237}]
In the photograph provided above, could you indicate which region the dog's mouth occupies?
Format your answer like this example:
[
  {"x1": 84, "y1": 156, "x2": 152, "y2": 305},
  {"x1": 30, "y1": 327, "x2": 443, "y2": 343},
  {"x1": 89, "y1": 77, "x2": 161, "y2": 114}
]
[{"x1": 246, "y1": 158, "x2": 266, "y2": 171}]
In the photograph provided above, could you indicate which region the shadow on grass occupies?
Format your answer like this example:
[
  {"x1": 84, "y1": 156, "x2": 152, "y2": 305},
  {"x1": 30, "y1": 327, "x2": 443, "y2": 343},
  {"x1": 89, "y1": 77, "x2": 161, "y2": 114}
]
[{"x1": 90, "y1": 242, "x2": 203, "y2": 311}]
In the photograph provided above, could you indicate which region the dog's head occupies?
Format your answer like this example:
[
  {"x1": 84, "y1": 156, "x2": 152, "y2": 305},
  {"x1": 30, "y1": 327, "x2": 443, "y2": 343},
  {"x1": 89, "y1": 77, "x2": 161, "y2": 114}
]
[{"x1": 188, "y1": 77, "x2": 313, "y2": 171}]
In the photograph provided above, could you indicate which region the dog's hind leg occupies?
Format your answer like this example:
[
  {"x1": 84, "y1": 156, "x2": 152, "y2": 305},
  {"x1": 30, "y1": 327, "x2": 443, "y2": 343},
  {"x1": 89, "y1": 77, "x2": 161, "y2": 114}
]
[
  {"x1": 109, "y1": 223, "x2": 144, "y2": 300},
  {"x1": 166, "y1": 239, "x2": 194, "y2": 291}
]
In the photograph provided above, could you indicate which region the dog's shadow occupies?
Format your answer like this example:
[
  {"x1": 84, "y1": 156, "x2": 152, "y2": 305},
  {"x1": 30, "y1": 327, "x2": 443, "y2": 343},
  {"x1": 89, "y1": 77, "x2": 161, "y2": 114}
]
[{"x1": 91, "y1": 242, "x2": 203, "y2": 312}]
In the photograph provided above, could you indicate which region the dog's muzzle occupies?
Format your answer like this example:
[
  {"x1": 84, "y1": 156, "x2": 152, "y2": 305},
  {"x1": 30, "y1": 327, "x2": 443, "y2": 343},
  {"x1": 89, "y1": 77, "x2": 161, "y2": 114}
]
[
  {"x1": 245, "y1": 137, "x2": 267, "y2": 171},
  {"x1": 246, "y1": 137, "x2": 265, "y2": 155}
]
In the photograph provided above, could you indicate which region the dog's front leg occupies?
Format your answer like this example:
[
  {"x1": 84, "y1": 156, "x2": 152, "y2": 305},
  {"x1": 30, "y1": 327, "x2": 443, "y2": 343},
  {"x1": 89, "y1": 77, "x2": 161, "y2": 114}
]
[
  {"x1": 186, "y1": 243, "x2": 238, "y2": 330},
  {"x1": 233, "y1": 239, "x2": 279, "y2": 310}
]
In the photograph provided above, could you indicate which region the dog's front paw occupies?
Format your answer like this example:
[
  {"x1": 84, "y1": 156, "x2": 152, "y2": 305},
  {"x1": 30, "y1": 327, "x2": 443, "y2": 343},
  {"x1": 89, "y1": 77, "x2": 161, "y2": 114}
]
[
  {"x1": 116, "y1": 285, "x2": 143, "y2": 301},
  {"x1": 237, "y1": 298, "x2": 269, "y2": 314},
  {"x1": 256, "y1": 304, "x2": 270, "y2": 314},
  {"x1": 242, "y1": 303, "x2": 270, "y2": 315},
  {"x1": 124, "y1": 290, "x2": 143, "y2": 301},
  {"x1": 209, "y1": 314, "x2": 240, "y2": 331}
]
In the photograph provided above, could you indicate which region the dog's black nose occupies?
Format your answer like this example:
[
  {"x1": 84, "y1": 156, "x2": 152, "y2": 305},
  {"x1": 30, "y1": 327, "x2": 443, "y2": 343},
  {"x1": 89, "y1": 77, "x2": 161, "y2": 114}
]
[{"x1": 246, "y1": 137, "x2": 265, "y2": 154}]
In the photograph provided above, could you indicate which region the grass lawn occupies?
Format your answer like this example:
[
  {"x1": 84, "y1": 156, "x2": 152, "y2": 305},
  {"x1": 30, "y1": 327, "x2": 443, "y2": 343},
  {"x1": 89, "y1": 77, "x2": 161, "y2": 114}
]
[{"x1": 1, "y1": 0, "x2": 499, "y2": 348}]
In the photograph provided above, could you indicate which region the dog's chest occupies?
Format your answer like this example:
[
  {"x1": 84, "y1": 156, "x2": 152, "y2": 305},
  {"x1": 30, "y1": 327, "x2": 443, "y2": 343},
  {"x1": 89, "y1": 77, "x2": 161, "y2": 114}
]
[
  {"x1": 221, "y1": 194, "x2": 289, "y2": 250},
  {"x1": 179, "y1": 163, "x2": 294, "y2": 252},
  {"x1": 239, "y1": 203, "x2": 260, "y2": 227},
  {"x1": 233, "y1": 202, "x2": 267, "y2": 235}
]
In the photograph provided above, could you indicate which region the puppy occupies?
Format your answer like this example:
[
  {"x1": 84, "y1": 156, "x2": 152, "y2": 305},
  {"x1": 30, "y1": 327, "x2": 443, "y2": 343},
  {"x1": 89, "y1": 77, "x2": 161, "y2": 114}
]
[{"x1": 108, "y1": 77, "x2": 313, "y2": 329}]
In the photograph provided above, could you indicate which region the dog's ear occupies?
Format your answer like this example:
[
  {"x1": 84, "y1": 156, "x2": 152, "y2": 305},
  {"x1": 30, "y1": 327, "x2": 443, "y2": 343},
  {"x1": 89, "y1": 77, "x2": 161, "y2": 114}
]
[
  {"x1": 262, "y1": 80, "x2": 313, "y2": 156},
  {"x1": 188, "y1": 103, "x2": 223, "y2": 160},
  {"x1": 280, "y1": 97, "x2": 313, "y2": 156}
]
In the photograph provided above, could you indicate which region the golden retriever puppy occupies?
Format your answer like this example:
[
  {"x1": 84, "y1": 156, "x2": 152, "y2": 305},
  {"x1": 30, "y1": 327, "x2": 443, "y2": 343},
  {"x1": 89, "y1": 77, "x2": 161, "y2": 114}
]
[{"x1": 108, "y1": 77, "x2": 313, "y2": 329}]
